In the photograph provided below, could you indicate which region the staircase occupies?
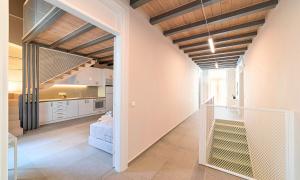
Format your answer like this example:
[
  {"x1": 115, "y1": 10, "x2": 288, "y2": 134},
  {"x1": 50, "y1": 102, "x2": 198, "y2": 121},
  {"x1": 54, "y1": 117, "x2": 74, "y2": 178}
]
[
  {"x1": 40, "y1": 59, "x2": 96, "y2": 89},
  {"x1": 209, "y1": 119, "x2": 253, "y2": 177}
]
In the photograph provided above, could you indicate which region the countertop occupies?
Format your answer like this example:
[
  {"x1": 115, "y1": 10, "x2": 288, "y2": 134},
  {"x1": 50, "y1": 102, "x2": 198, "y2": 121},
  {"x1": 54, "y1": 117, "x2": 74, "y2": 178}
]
[{"x1": 39, "y1": 97, "x2": 105, "y2": 102}]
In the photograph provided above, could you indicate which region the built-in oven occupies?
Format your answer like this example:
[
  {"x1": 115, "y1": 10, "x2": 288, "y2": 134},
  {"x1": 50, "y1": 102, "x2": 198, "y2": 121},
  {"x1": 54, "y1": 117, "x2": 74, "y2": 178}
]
[{"x1": 94, "y1": 98, "x2": 106, "y2": 112}]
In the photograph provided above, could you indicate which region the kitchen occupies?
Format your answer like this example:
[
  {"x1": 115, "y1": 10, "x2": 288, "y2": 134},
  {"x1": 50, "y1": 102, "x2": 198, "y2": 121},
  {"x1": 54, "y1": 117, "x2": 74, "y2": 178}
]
[{"x1": 39, "y1": 68, "x2": 113, "y2": 125}]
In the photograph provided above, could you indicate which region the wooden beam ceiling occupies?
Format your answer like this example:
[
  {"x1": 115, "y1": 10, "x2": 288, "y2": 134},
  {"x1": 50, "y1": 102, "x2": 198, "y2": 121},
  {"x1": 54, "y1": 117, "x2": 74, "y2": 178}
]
[
  {"x1": 192, "y1": 52, "x2": 245, "y2": 61},
  {"x1": 199, "y1": 63, "x2": 237, "y2": 69},
  {"x1": 179, "y1": 31, "x2": 257, "y2": 49},
  {"x1": 70, "y1": 34, "x2": 114, "y2": 53},
  {"x1": 87, "y1": 47, "x2": 113, "y2": 57},
  {"x1": 130, "y1": 0, "x2": 153, "y2": 9},
  {"x1": 173, "y1": 19, "x2": 265, "y2": 43},
  {"x1": 50, "y1": 23, "x2": 95, "y2": 48},
  {"x1": 193, "y1": 56, "x2": 240, "y2": 62},
  {"x1": 184, "y1": 39, "x2": 252, "y2": 53},
  {"x1": 23, "y1": 8, "x2": 65, "y2": 43},
  {"x1": 150, "y1": 0, "x2": 220, "y2": 25},
  {"x1": 189, "y1": 47, "x2": 247, "y2": 58},
  {"x1": 164, "y1": 0, "x2": 278, "y2": 36}
]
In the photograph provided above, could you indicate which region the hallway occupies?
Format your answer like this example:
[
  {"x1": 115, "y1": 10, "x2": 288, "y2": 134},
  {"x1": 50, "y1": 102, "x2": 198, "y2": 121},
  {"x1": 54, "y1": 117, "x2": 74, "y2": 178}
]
[{"x1": 102, "y1": 111, "x2": 241, "y2": 180}]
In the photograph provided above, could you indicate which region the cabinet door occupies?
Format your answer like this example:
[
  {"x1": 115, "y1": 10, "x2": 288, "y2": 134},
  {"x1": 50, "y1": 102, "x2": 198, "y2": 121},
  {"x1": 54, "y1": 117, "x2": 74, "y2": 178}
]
[
  {"x1": 66, "y1": 100, "x2": 79, "y2": 118},
  {"x1": 78, "y1": 99, "x2": 94, "y2": 116},
  {"x1": 90, "y1": 68, "x2": 104, "y2": 86},
  {"x1": 39, "y1": 102, "x2": 53, "y2": 124}
]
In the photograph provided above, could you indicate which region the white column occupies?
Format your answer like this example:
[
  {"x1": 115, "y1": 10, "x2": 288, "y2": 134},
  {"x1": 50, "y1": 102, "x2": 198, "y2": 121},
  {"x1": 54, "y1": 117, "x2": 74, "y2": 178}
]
[{"x1": 0, "y1": 0, "x2": 9, "y2": 179}]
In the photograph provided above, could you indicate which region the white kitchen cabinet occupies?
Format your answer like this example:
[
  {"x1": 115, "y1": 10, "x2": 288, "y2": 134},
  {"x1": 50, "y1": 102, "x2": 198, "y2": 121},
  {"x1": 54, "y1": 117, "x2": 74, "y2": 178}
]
[
  {"x1": 78, "y1": 99, "x2": 95, "y2": 116},
  {"x1": 75, "y1": 68, "x2": 104, "y2": 86},
  {"x1": 66, "y1": 100, "x2": 79, "y2": 118},
  {"x1": 39, "y1": 102, "x2": 53, "y2": 125},
  {"x1": 52, "y1": 101, "x2": 67, "y2": 121},
  {"x1": 39, "y1": 98, "x2": 101, "y2": 125},
  {"x1": 57, "y1": 67, "x2": 111, "y2": 86}
]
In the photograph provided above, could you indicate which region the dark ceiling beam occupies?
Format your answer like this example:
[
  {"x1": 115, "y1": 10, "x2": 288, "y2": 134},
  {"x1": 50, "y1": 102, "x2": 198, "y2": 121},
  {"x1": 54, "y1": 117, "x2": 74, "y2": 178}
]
[
  {"x1": 22, "y1": 7, "x2": 65, "y2": 43},
  {"x1": 173, "y1": 19, "x2": 265, "y2": 44},
  {"x1": 164, "y1": 0, "x2": 277, "y2": 36},
  {"x1": 87, "y1": 47, "x2": 113, "y2": 57},
  {"x1": 179, "y1": 31, "x2": 257, "y2": 49},
  {"x1": 197, "y1": 61, "x2": 237, "y2": 66},
  {"x1": 196, "y1": 59, "x2": 238, "y2": 64},
  {"x1": 50, "y1": 23, "x2": 95, "y2": 48},
  {"x1": 199, "y1": 63, "x2": 237, "y2": 67},
  {"x1": 200, "y1": 66, "x2": 237, "y2": 69},
  {"x1": 192, "y1": 52, "x2": 244, "y2": 61},
  {"x1": 130, "y1": 0, "x2": 152, "y2": 9},
  {"x1": 184, "y1": 39, "x2": 251, "y2": 53},
  {"x1": 198, "y1": 62, "x2": 238, "y2": 67},
  {"x1": 98, "y1": 59, "x2": 113, "y2": 64},
  {"x1": 150, "y1": 0, "x2": 220, "y2": 25},
  {"x1": 193, "y1": 56, "x2": 240, "y2": 62},
  {"x1": 97, "y1": 55, "x2": 114, "y2": 60},
  {"x1": 70, "y1": 34, "x2": 114, "y2": 53},
  {"x1": 189, "y1": 47, "x2": 247, "y2": 58}
]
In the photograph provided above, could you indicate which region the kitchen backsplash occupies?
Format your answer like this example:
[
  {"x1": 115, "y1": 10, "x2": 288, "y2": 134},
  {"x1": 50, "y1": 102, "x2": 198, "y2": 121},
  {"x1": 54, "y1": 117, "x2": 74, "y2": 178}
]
[{"x1": 39, "y1": 86, "x2": 98, "y2": 99}]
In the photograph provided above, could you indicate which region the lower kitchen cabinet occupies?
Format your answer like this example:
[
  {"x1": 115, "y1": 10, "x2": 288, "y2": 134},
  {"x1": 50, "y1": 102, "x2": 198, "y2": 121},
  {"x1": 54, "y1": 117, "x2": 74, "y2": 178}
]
[
  {"x1": 39, "y1": 102, "x2": 53, "y2": 125},
  {"x1": 78, "y1": 99, "x2": 94, "y2": 116},
  {"x1": 39, "y1": 98, "x2": 101, "y2": 125}
]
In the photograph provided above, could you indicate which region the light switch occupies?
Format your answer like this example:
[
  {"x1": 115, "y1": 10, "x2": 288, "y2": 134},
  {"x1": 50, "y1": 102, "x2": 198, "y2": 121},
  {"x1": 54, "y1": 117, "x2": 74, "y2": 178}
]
[{"x1": 131, "y1": 101, "x2": 136, "y2": 107}]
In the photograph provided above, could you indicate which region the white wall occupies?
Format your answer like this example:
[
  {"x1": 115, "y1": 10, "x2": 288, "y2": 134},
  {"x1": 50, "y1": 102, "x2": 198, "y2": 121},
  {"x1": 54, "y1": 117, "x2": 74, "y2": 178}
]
[
  {"x1": 243, "y1": 0, "x2": 300, "y2": 178},
  {"x1": 127, "y1": 9, "x2": 200, "y2": 161}
]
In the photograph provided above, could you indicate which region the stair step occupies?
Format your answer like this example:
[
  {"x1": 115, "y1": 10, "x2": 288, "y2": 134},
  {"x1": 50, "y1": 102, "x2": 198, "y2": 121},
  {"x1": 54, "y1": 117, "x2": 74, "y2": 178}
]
[
  {"x1": 212, "y1": 144, "x2": 249, "y2": 155},
  {"x1": 211, "y1": 153, "x2": 251, "y2": 168},
  {"x1": 215, "y1": 122, "x2": 245, "y2": 129},
  {"x1": 210, "y1": 157, "x2": 253, "y2": 177},
  {"x1": 214, "y1": 129, "x2": 246, "y2": 136},
  {"x1": 215, "y1": 119, "x2": 244, "y2": 126}
]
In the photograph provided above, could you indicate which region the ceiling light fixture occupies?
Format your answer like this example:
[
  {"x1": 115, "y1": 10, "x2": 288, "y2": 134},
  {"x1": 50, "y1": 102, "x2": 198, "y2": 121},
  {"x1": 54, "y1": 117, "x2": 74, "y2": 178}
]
[
  {"x1": 200, "y1": 0, "x2": 215, "y2": 54},
  {"x1": 208, "y1": 37, "x2": 215, "y2": 53},
  {"x1": 215, "y1": 62, "x2": 219, "y2": 69}
]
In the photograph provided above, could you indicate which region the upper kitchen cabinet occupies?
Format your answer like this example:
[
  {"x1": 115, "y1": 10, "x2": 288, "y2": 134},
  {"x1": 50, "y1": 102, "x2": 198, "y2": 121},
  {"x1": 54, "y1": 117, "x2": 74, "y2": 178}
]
[{"x1": 58, "y1": 67, "x2": 113, "y2": 86}]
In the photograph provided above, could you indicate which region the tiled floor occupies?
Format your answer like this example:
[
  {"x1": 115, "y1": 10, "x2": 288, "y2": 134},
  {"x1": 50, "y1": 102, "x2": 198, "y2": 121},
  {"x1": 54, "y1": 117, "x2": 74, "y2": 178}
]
[
  {"x1": 10, "y1": 114, "x2": 113, "y2": 180},
  {"x1": 11, "y1": 111, "x2": 242, "y2": 180},
  {"x1": 102, "y1": 111, "x2": 242, "y2": 180}
]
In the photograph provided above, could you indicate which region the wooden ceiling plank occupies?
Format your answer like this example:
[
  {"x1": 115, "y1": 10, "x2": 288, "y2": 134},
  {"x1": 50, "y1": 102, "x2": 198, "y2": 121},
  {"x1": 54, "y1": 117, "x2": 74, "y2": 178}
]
[
  {"x1": 131, "y1": 0, "x2": 153, "y2": 9},
  {"x1": 173, "y1": 19, "x2": 265, "y2": 43},
  {"x1": 189, "y1": 47, "x2": 247, "y2": 58},
  {"x1": 164, "y1": 0, "x2": 277, "y2": 36},
  {"x1": 150, "y1": 0, "x2": 220, "y2": 25},
  {"x1": 184, "y1": 39, "x2": 251, "y2": 53},
  {"x1": 23, "y1": 8, "x2": 65, "y2": 43},
  {"x1": 50, "y1": 23, "x2": 95, "y2": 48},
  {"x1": 180, "y1": 31, "x2": 257, "y2": 49},
  {"x1": 192, "y1": 52, "x2": 244, "y2": 60},
  {"x1": 87, "y1": 46, "x2": 114, "y2": 57},
  {"x1": 70, "y1": 34, "x2": 114, "y2": 53}
]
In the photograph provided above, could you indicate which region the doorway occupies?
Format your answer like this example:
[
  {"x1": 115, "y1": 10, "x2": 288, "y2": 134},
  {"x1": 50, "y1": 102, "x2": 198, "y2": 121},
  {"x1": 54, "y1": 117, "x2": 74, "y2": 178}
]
[{"x1": 2, "y1": 0, "x2": 129, "y2": 179}]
